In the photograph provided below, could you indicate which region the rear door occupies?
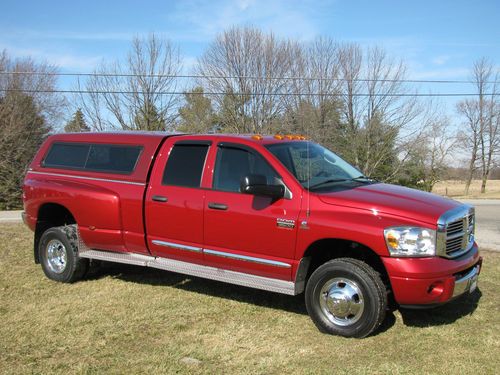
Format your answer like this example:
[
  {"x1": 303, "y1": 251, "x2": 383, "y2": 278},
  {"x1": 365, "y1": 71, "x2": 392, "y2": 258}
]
[{"x1": 145, "y1": 138, "x2": 211, "y2": 264}]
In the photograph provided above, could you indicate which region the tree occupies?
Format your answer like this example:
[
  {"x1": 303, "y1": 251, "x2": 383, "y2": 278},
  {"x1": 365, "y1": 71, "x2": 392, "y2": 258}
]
[
  {"x1": 457, "y1": 58, "x2": 499, "y2": 194},
  {"x1": 64, "y1": 109, "x2": 90, "y2": 132},
  {"x1": 77, "y1": 34, "x2": 182, "y2": 131},
  {"x1": 335, "y1": 44, "x2": 421, "y2": 180},
  {"x1": 196, "y1": 26, "x2": 297, "y2": 133},
  {"x1": 0, "y1": 50, "x2": 58, "y2": 209},
  {"x1": 280, "y1": 37, "x2": 344, "y2": 149},
  {"x1": 133, "y1": 99, "x2": 165, "y2": 131},
  {"x1": 177, "y1": 87, "x2": 218, "y2": 133},
  {"x1": 0, "y1": 93, "x2": 50, "y2": 209},
  {"x1": 398, "y1": 114, "x2": 456, "y2": 191}
]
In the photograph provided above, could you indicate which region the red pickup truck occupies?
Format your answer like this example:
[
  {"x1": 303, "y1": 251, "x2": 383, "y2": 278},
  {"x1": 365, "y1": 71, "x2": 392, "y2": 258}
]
[{"x1": 22, "y1": 132, "x2": 482, "y2": 338}]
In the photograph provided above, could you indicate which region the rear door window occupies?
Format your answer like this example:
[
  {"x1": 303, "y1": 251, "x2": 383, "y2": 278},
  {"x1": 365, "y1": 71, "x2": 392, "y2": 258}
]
[{"x1": 162, "y1": 143, "x2": 209, "y2": 188}]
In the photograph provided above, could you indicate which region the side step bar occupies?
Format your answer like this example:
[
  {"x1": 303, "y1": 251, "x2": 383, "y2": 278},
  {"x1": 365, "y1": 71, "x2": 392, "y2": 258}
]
[{"x1": 78, "y1": 248, "x2": 297, "y2": 296}]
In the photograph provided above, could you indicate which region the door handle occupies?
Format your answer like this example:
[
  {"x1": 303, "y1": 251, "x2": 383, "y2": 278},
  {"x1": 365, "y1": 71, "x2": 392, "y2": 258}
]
[
  {"x1": 152, "y1": 195, "x2": 168, "y2": 203},
  {"x1": 208, "y1": 202, "x2": 228, "y2": 210}
]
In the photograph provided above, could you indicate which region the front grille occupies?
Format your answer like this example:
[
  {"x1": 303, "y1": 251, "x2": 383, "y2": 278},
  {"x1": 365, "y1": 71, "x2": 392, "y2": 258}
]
[{"x1": 445, "y1": 213, "x2": 474, "y2": 257}]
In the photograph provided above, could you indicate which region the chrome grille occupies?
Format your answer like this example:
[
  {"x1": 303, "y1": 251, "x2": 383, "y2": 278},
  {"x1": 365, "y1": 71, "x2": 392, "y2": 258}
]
[{"x1": 437, "y1": 206, "x2": 475, "y2": 259}]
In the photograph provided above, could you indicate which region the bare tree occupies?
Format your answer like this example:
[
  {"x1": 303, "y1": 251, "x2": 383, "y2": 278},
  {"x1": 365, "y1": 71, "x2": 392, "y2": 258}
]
[
  {"x1": 77, "y1": 34, "x2": 182, "y2": 131},
  {"x1": 336, "y1": 44, "x2": 421, "y2": 180},
  {"x1": 196, "y1": 26, "x2": 297, "y2": 133},
  {"x1": 419, "y1": 114, "x2": 457, "y2": 191},
  {"x1": 457, "y1": 99, "x2": 480, "y2": 194},
  {"x1": 457, "y1": 58, "x2": 499, "y2": 194},
  {"x1": 280, "y1": 37, "x2": 343, "y2": 147},
  {"x1": 0, "y1": 49, "x2": 65, "y2": 122}
]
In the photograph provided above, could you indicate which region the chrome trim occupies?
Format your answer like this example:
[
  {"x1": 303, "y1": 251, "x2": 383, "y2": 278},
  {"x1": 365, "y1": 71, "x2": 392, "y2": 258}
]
[
  {"x1": 27, "y1": 171, "x2": 145, "y2": 186},
  {"x1": 319, "y1": 277, "x2": 365, "y2": 326},
  {"x1": 203, "y1": 248, "x2": 291, "y2": 268},
  {"x1": 78, "y1": 247, "x2": 295, "y2": 295},
  {"x1": 276, "y1": 218, "x2": 296, "y2": 229},
  {"x1": 452, "y1": 266, "x2": 480, "y2": 298},
  {"x1": 46, "y1": 239, "x2": 68, "y2": 274},
  {"x1": 151, "y1": 240, "x2": 202, "y2": 253},
  {"x1": 436, "y1": 205, "x2": 475, "y2": 259}
]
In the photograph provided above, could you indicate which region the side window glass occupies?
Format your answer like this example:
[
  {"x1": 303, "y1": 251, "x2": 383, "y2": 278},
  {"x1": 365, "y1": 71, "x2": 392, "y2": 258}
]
[
  {"x1": 162, "y1": 144, "x2": 209, "y2": 188},
  {"x1": 44, "y1": 143, "x2": 90, "y2": 169},
  {"x1": 44, "y1": 142, "x2": 142, "y2": 174},
  {"x1": 86, "y1": 145, "x2": 142, "y2": 173},
  {"x1": 213, "y1": 146, "x2": 278, "y2": 193}
]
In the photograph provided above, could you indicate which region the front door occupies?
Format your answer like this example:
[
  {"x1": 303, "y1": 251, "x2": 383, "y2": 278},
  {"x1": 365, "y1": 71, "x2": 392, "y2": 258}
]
[{"x1": 203, "y1": 143, "x2": 301, "y2": 280}]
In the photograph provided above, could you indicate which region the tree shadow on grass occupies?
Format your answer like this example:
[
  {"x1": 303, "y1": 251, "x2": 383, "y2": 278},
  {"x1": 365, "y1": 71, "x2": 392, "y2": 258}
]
[
  {"x1": 86, "y1": 261, "x2": 308, "y2": 315},
  {"x1": 399, "y1": 289, "x2": 482, "y2": 327}
]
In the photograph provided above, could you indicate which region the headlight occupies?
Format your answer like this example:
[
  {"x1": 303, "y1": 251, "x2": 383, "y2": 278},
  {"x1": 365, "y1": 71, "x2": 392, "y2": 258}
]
[{"x1": 384, "y1": 227, "x2": 436, "y2": 257}]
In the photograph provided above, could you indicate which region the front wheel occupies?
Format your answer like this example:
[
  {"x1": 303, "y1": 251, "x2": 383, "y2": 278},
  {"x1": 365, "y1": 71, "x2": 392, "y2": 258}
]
[
  {"x1": 305, "y1": 258, "x2": 387, "y2": 338},
  {"x1": 39, "y1": 225, "x2": 88, "y2": 283}
]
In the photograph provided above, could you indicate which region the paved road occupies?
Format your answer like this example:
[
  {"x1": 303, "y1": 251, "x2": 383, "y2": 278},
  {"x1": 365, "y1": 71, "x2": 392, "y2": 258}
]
[
  {"x1": 0, "y1": 210, "x2": 23, "y2": 223},
  {"x1": 1, "y1": 201, "x2": 499, "y2": 250},
  {"x1": 460, "y1": 199, "x2": 500, "y2": 251}
]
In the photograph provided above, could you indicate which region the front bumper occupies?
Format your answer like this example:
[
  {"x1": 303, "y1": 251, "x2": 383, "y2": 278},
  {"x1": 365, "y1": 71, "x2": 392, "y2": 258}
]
[{"x1": 382, "y1": 243, "x2": 482, "y2": 306}]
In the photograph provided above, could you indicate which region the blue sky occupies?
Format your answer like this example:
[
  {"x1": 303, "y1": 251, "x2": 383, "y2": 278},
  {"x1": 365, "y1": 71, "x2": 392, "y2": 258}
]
[{"x1": 0, "y1": 0, "x2": 498, "y2": 99}]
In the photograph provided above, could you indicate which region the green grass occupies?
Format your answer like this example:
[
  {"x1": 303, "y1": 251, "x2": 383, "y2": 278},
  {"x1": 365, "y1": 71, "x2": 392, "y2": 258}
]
[{"x1": 1, "y1": 223, "x2": 499, "y2": 374}]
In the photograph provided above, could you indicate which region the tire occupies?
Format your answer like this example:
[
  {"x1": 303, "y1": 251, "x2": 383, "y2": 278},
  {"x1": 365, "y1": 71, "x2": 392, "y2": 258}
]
[
  {"x1": 305, "y1": 258, "x2": 387, "y2": 338},
  {"x1": 38, "y1": 225, "x2": 88, "y2": 283}
]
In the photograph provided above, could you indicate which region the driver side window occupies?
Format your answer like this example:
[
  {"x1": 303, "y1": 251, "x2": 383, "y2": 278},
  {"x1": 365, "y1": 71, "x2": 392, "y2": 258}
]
[{"x1": 213, "y1": 146, "x2": 278, "y2": 193}]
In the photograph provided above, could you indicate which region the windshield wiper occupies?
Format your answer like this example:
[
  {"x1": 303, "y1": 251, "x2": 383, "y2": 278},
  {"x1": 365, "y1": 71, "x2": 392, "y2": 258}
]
[
  {"x1": 308, "y1": 178, "x2": 351, "y2": 190},
  {"x1": 352, "y1": 175, "x2": 376, "y2": 182},
  {"x1": 308, "y1": 176, "x2": 375, "y2": 190}
]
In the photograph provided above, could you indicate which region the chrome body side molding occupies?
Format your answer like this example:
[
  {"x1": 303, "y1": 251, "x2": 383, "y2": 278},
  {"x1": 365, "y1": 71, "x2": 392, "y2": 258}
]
[
  {"x1": 151, "y1": 240, "x2": 202, "y2": 253},
  {"x1": 203, "y1": 248, "x2": 291, "y2": 268}
]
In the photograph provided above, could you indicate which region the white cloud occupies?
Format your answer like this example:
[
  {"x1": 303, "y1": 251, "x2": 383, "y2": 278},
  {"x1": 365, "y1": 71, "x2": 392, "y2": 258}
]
[
  {"x1": 431, "y1": 55, "x2": 451, "y2": 65},
  {"x1": 166, "y1": 0, "x2": 325, "y2": 42},
  {"x1": 0, "y1": 43, "x2": 102, "y2": 71}
]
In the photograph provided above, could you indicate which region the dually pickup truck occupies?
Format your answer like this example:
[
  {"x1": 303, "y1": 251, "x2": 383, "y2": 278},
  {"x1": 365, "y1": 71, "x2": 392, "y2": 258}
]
[{"x1": 22, "y1": 132, "x2": 482, "y2": 338}]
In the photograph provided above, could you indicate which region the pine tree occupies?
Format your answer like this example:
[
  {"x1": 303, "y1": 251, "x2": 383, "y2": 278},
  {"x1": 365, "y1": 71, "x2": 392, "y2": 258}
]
[
  {"x1": 133, "y1": 100, "x2": 166, "y2": 131},
  {"x1": 0, "y1": 92, "x2": 51, "y2": 209},
  {"x1": 178, "y1": 87, "x2": 218, "y2": 133},
  {"x1": 64, "y1": 109, "x2": 90, "y2": 132}
]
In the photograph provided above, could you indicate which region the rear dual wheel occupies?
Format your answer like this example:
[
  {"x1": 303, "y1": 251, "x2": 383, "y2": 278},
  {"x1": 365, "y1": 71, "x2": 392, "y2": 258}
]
[
  {"x1": 39, "y1": 225, "x2": 88, "y2": 283},
  {"x1": 305, "y1": 258, "x2": 387, "y2": 338}
]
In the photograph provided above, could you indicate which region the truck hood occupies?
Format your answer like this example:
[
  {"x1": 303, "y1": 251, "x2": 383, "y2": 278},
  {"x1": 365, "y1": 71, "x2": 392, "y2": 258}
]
[{"x1": 317, "y1": 183, "x2": 462, "y2": 225}]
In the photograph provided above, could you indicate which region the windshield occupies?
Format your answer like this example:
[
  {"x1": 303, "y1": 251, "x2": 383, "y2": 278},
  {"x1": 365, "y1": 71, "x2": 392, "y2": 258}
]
[{"x1": 266, "y1": 142, "x2": 370, "y2": 191}]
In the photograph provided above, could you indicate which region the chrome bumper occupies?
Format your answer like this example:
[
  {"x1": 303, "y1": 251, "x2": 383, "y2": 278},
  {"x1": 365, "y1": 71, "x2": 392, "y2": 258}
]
[{"x1": 452, "y1": 265, "x2": 480, "y2": 298}]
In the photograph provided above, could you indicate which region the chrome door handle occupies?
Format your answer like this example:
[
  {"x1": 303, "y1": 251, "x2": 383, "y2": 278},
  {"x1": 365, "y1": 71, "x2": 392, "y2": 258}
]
[
  {"x1": 208, "y1": 202, "x2": 228, "y2": 210},
  {"x1": 152, "y1": 195, "x2": 168, "y2": 202}
]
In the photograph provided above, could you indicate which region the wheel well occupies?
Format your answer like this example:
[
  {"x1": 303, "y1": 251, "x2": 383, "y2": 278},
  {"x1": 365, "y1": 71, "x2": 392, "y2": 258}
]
[
  {"x1": 302, "y1": 239, "x2": 390, "y2": 289},
  {"x1": 34, "y1": 203, "x2": 76, "y2": 263}
]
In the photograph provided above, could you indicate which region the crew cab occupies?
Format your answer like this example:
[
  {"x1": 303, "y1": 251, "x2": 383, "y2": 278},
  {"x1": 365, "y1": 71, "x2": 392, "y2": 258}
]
[{"x1": 22, "y1": 132, "x2": 482, "y2": 338}]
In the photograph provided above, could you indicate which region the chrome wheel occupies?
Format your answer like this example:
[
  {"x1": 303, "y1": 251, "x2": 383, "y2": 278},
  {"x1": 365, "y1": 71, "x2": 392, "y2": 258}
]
[
  {"x1": 319, "y1": 277, "x2": 365, "y2": 326},
  {"x1": 46, "y1": 239, "x2": 67, "y2": 274}
]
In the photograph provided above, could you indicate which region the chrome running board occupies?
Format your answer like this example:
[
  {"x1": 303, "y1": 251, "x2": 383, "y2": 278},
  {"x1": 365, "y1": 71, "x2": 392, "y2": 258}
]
[{"x1": 78, "y1": 247, "x2": 296, "y2": 295}]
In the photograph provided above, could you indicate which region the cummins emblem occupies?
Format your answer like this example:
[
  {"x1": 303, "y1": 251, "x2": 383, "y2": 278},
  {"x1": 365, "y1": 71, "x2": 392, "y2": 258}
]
[{"x1": 276, "y1": 218, "x2": 295, "y2": 229}]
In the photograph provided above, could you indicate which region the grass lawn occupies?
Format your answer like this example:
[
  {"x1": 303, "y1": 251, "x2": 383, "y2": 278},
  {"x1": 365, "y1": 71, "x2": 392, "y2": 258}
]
[{"x1": 1, "y1": 223, "x2": 499, "y2": 374}]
